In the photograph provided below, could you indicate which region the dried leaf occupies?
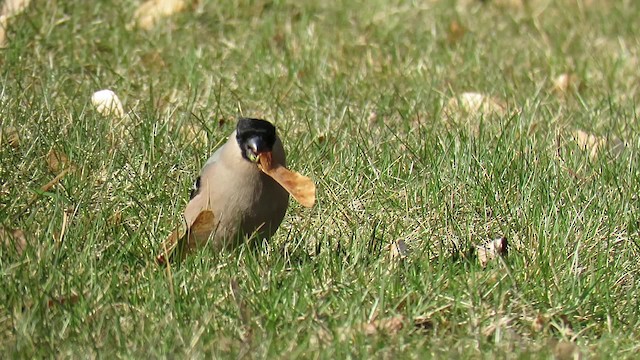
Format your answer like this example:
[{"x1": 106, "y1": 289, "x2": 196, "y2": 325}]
[
  {"x1": 368, "y1": 111, "x2": 378, "y2": 125},
  {"x1": 361, "y1": 315, "x2": 405, "y2": 336},
  {"x1": 443, "y1": 92, "x2": 510, "y2": 135},
  {"x1": 0, "y1": 227, "x2": 27, "y2": 255},
  {"x1": 573, "y1": 130, "x2": 625, "y2": 159},
  {"x1": 475, "y1": 236, "x2": 508, "y2": 267},
  {"x1": 447, "y1": 20, "x2": 466, "y2": 44},
  {"x1": 47, "y1": 149, "x2": 75, "y2": 173},
  {"x1": 1, "y1": 126, "x2": 20, "y2": 148},
  {"x1": 258, "y1": 152, "x2": 316, "y2": 208},
  {"x1": 47, "y1": 293, "x2": 80, "y2": 308},
  {"x1": 0, "y1": 0, "x2": 32, "y2": 47},
  {"x1": 91, "y1": 89, "x2": 125, "y2": 119},
  {"x1": 553, "y1": 73, "x2": 580, "y2": 94},
  {"x1": 0, "y1": 16, "x2": 7, "y2": 48},
  {"x1": 574, "y1": 130, "x2": 602, "y2": 159},
  {"x1": 553, "y1": 341, "x2": 581, "y2": 360},
  {"x1": 445, "y1": 92, "x2": 507, "y2": 118},
  {"x1": 309, "y1": 327, "x2": 333, "y2": 347},
  {"x1": 318, "y1": 315, "x2": 407, "y2": 344},
  {"x1": 532, "y1": 313, "x2": 546, "y2": 333},
  {"x1": 109, "y1": 210, "x2": 122, "y2": 226},
  {"x1": 1, "y1": 0, "x2": 32, "y2": 16},
  {"x1": 139, "y1": 50, "x2": 166, "y2": 70},
  {"x1": 133, "y1": 0, "x2": 187, "y2": 30}
]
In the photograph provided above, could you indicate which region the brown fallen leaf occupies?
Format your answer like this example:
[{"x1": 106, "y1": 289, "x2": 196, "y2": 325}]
[
  {"x1": 368, "y1": 111, "x2": 378, "y2": 125},
  {"x1": 553, "y1": 73, "x2": 580, "y2": 94},
  {"x1": 573, "y1": 130, "x2": 601, "y2": 158},
  {"x1": 1, "y1": 0, "x2": 31, "y2": 16},
  {"x1": 47, "y1": 149, "x2": 76, "y2": 173},
  {"x1": 157, "y1": 210, "x2": 214, "y2": 264},
  {"x1": 532, "y1": 313, "x2": 546, "y2": 333},
  {"x1": 258, "y1": 152, "x2": 316, "y2": 208},
  {"x1": 444, "y1": 92, "x2": 507, "y2": 118},
  {"x1": 317, "y1": 315, "x2": 406, "y2": 344},
  {"x1": 109, "y1": 210, "x2": 123, "y2": 226},
  {"x1": 447, "y1": 20, "x2": 466, "y2": 44},
  {"x1": 0, "y1": 15, "x2": 7, "y2": 48},
  {"x1": 361, "y1": 315, "x2": 405, "y2": 336},
  {"x1": 0, "y1": 0, "x2": 32, "y2": 47},
  {"x1": 1, "y1": 126, "x2": 20, "y2": 148},
  {"x1": 553, "y1": 340, "x2": 582, "y2": 360},
  {"x1": 309, "y1": 327, "x2": 333, "y2": 347},
  {"x1": 443, "y1": 92, "x2": 509, "y2": 135},
  {"x1": 573, "y1": 130, "x2": 625, "y2": 159},
  {"x1": 47, "y1": 293, "x2": 80, "y2": 309},
  {"x1": 139, "y1": 50, "x2": 167, "y2": 71},
  {"x1": 475, "y1": 236, "x2": 508, "y2": 267},
  {"x1": 132, "y1": 0, "x2": 187, "y2": 30},
  {"x1": 0, "y1": 227, "x2": 27, "y2": 255}
]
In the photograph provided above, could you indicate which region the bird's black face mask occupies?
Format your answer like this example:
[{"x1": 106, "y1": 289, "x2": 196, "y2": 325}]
[{"x1": 236, "y1": 118, "x2": 277, "y2": 163}]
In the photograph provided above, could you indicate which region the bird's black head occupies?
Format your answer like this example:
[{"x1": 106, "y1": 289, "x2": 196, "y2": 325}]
[{"x1": 236, "y1": 118, "x2": 277, "y2": 163}]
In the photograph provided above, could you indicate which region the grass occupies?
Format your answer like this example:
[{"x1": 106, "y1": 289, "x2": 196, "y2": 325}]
[{"x1": 1, "y1": 0, "x2": 639, "y2": 358}]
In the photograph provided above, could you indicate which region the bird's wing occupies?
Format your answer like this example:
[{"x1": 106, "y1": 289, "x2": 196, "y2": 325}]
[
  {"x1": 189, "y1": 145, "x2": 224, "y2": 199},
  {"x1": 158, "y1": 142, "x2": 228, "y2": 264},
  {"x1": 156, "y1": 210, "x2": 216, "y2": 264}
]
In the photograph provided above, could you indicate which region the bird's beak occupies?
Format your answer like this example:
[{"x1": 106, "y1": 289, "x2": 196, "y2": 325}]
[{"x1": 246, "y1": 137, "x2": 271, "y2": 163}]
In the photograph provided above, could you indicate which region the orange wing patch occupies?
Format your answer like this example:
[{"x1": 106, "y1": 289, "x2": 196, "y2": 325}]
[{"x1": 156, "y1": 210, "x2": 215, "y2": 264}]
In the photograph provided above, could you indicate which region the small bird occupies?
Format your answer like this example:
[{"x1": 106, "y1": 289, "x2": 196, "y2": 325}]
[{"x1": 159, "y1": 118, "x2": 291, "y2": 261}]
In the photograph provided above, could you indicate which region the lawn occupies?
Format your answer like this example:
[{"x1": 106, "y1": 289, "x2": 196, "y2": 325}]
[{"x1": 1, "y1": 0, "x2": 639, "y2": 358}]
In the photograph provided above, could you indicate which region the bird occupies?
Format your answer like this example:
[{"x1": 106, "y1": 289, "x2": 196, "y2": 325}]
[{"x1": 159, "y1": 117, "x2": 291, "y2": 261}]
